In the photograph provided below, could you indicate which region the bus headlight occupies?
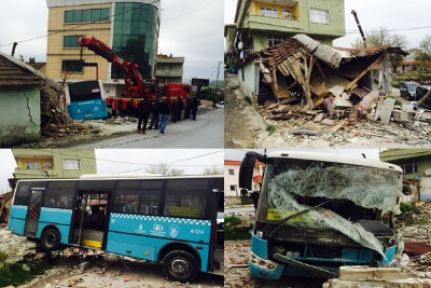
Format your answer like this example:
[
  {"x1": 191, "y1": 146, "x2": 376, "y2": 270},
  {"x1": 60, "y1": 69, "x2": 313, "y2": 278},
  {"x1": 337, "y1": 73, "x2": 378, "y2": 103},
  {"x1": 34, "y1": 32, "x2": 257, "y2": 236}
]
[{"x1": 250, "y1": 252, "x2": 279, "y2": 271}]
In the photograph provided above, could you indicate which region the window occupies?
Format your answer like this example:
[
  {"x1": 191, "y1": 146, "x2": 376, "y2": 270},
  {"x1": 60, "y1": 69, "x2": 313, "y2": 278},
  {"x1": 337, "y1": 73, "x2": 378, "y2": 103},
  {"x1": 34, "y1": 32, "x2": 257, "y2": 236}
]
[
  {"x1": 309, "y1": 8, "x2": 329, "y2": 24},
  {"x1": 164, "y1": 179, "x2": 208, "y2": 218},
  {"x1": 44, "y1": 181, "x2": 76, "y2": 209},
  {"x1": 63, "y1": 159, "x2": 80, "y2": 170},
  {"x1": 260, "y1": 7, "x2": 278, "y2": 17},
  {"x1": 113, "y1": 180, "x2": 163, "y2": 215},
  {"x1": 13, "y1": 183, "x2": 31, "y2": 205},
  {"x1": 25, "y1": 161, "x2": 41, "y2": 170},
  {"x1": 62, "y1": 60, "x2": 83, "y2": 72},
  {"x1": 267, "y1": 35, "x2": 287, "y2": 47},
  {"x1": 230, "y1": 185, "x2": 236, "y2": 192},
  {"x1": 64, "y1": 8, "x2": 110, "y2": 24},
  {"x1": 282, "y1": 9, "x2": 292, "y2": 19},
  {"x1": 399, "y1": 162, "x2": 418, "y2": 174},
  {"x1": 64, "y1": 35, "x2": 83, "y2": 48}
]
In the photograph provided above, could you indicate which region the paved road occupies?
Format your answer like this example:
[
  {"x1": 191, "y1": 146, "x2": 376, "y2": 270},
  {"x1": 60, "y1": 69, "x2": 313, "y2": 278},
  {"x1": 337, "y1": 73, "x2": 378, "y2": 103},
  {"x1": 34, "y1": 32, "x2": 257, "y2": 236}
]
[{"x1": 70, "y1": 108, "x2": 224, "y2": 148}]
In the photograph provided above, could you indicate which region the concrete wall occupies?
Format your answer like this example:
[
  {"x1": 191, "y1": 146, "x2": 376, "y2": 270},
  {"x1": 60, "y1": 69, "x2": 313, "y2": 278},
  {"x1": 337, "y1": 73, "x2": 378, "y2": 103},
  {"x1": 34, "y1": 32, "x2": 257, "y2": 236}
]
[
  {"x1": 224, "y1": 164, "x2": 240, "y2": 197},
  {"x1": 0, "y1": 87, "x2": 41, "y2": 146},
  {"x1": 239, "y1": 62, "x2": 257, "y2": 98},
  {"x1": 13, "y1": 149, "x2": 97, "y2": 178}
]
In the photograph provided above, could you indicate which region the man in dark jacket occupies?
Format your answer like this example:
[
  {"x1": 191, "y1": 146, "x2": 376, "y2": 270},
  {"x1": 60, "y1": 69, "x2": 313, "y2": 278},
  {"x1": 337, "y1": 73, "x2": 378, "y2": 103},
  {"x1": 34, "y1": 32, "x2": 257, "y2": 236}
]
[
  {"x1": 149, "y1": 98, "x2": 159, "y2": 129},
  {"x1": 177, "y1": 98, "x2": 184, "y2": 121},
  {"x1": 171, "y1": 98, "x2": 180, "y2": 123},
  {"x1": 158, "y1": 97, "x2": 170, "y2": 134},
  {"x1": 137, "y1": 97, "x2": 152, "y2": 134},
  {"x1": 191, "y1": 96, "x2": 199, "y2": 120},
  {"x1": 184, "y1": 97, "x2": 191, "y2": 119}
]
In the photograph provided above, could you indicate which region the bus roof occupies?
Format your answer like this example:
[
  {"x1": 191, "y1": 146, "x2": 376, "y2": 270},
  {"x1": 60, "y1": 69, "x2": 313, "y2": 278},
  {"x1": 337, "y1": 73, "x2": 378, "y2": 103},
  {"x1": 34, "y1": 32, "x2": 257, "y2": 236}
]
[
  {"x1": 266, "y1": 151, "x2": 403, "y2": 173},
  {"x1": 16, "y1": 175, "x2": 223, "y2": 183}
]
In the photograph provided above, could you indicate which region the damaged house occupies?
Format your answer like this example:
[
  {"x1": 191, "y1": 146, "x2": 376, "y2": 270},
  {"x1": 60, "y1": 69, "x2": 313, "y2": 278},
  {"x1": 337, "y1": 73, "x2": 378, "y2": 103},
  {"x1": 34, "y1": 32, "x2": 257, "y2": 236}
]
[
  {"x1": 251, "y1": 35, "x2": 408, "y2": 117},
  {"x1": 0, "y1": 52, "x2": 68, "y2": 147}
]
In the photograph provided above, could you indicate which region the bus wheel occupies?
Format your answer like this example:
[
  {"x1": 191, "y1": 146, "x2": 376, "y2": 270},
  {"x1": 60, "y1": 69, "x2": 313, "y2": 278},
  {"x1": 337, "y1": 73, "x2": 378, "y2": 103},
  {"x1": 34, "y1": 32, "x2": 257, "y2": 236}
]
[
  {"x1": 41, "y1": 228, "x2": 60, "y2": 251},
  {"x1": 162, "y1": 250, "x2": 198, "y2": 282}
]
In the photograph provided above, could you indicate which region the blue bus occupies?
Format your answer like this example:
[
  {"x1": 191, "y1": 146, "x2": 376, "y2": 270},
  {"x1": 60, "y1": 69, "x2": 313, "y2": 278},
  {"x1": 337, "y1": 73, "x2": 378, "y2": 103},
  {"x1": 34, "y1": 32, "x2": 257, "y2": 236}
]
[
  {"x1": 8, "y1": 176, "x2": 223, "y2": 282},
  {"x1": 239, "y1": 151, "x2": 408, "y2": 280}
]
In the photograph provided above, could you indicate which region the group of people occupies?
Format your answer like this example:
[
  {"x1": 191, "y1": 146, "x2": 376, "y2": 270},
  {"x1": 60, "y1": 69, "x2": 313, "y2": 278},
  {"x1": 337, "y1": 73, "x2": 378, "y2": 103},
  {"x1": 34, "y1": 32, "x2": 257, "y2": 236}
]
[{"x1": 137, "y1": 96, "x2": 199, "y2": 135}]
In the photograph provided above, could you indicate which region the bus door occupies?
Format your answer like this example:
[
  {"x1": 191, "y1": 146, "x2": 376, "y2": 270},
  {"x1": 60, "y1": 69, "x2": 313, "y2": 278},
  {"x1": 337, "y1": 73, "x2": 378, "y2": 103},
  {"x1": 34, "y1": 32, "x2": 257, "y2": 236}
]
[
  {"x1": 71, "y1": 191, "x2": 109, "y2": 249},
  {"x1": 24, "y1": 188, "x2": 44, "y2": 236}
]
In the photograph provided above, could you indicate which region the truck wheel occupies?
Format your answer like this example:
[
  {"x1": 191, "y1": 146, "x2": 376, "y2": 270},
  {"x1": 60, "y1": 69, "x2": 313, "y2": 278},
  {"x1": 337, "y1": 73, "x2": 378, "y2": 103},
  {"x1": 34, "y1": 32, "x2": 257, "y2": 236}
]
[
  {"x1": 162, "y1": 250, "x2": 198, "y2": 282},
  {"x1": 41, "y1": 227, "x2": 60, "y2": 251}
]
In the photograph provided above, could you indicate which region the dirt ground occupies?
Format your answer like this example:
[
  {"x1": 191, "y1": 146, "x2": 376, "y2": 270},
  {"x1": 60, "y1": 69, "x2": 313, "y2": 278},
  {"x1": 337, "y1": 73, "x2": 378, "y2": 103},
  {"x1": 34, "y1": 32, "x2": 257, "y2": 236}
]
[
  {"x1": 19, "y1": 256, "x2": 223, "y2": 288},
  {"x1": 224, "y1": 73, "x2": 431, "y2": 149}
]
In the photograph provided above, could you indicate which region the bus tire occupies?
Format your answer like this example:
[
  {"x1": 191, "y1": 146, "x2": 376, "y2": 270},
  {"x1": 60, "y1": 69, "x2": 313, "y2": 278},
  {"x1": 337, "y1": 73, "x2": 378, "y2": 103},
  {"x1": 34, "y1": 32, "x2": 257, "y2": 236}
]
[
  {"x1": 41, "y1": 227, "x2": 60, "y2": 251},
  {"x1": 162, "y1": 250, "x2": 198, "y2": 282}
]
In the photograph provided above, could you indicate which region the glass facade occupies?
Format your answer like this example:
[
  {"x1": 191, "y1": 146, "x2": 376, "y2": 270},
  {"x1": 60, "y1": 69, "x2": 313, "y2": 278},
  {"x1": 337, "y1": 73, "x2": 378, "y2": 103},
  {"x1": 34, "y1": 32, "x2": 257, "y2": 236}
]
[
  {"x1": 64, "y1": 8, "x2": 110, "y2": 24},
  {"x1": 63, "y1": 35, "x2": 83, "y2": 48},
  {"x1": 111, "y1": 2, "x2": 158, "y2": 79}
]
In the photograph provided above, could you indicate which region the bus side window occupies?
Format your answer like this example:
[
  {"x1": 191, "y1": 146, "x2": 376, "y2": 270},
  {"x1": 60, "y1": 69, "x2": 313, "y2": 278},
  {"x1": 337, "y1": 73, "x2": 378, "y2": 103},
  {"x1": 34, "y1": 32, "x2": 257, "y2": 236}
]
[
  {"x1": 164, "y1": 179, "x2": 208, "y2": 218},
  {"x1": 139, "y1": 190, "x2": 161, "y2": 215},
  {"x1": 14, "y1": 183, "x2": 31, "y2": 205}
]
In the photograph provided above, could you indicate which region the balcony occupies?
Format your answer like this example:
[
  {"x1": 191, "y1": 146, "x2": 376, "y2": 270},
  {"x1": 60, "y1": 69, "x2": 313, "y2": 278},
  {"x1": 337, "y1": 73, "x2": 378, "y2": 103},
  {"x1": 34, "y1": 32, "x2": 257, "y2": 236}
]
[
  {"x1": 248, "y1": 14, "x2": 303, "y2": 32},
  {"x1": 156, "y1": 70, "x2": 183, "y2": 77}
]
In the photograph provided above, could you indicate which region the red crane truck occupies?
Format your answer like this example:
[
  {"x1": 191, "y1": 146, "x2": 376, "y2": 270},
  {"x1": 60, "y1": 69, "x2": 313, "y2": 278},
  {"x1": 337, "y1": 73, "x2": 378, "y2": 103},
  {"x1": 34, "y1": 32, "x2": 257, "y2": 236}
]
[{"x1": 78, "y1": 36, "x2": 191, "y2": 115}]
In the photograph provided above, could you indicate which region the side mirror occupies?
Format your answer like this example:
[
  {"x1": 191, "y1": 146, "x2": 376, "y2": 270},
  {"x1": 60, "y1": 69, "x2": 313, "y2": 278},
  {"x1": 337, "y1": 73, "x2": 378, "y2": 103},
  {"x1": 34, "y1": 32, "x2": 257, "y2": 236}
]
[
  {"x1": 402, "y1": 184, "x2": 412, "y2": 196},
  {"x1": 239, "y1": 153, "x2": 256, "y2": 190}
]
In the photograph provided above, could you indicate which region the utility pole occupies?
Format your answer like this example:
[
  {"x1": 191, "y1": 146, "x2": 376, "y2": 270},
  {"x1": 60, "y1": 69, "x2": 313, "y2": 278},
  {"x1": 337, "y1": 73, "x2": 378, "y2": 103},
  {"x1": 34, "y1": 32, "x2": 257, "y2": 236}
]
[
  {"x1": 351, "y1": 10, "x2": 367, "y2": 48},
  {"x1": 215, "y1": 61, "x2": 222, "y2": 90}
]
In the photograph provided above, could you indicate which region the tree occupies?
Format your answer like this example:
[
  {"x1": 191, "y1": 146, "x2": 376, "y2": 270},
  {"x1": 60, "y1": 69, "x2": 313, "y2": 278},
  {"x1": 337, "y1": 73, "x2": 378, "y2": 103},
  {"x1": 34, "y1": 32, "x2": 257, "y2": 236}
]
[
  {"x1": 203, "y1": 165, "x2": 223, "y2": 175},
  {"x1": 146, "y1": 164, "x2": 185, "y2": 176},
  {"x1": 414, "y1": 35, "x2": 431, "y2": 61},
  {"x1": 352, "y1": 28, "x2": 408, "y2": 73}
]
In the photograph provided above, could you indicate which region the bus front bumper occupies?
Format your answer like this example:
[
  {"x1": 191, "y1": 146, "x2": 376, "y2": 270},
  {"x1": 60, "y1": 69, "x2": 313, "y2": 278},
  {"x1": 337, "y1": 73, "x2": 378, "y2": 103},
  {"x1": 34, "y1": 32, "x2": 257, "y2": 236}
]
[{"x1": 249, "y1": 251, "x2": 284, "y2": 280}]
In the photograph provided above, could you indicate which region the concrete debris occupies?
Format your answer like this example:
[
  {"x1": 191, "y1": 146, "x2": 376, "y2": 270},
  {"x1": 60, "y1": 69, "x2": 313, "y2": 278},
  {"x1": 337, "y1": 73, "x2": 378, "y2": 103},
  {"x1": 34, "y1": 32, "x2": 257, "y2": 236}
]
[{"x1": 0, "y1": 228, "x2": 37, "y2": 263}]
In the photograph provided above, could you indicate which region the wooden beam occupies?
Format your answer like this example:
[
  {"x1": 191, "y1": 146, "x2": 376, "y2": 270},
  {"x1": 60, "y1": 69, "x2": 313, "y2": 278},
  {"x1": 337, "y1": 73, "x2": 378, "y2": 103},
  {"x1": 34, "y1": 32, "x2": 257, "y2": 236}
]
[{"x1": 345, "y1": 57, "x2": 381, "y2": 92}]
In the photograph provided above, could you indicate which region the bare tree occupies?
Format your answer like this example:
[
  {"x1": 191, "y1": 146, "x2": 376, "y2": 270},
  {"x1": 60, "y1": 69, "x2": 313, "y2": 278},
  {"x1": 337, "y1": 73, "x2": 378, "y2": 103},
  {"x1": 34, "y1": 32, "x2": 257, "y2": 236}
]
[
  {"x1": 146, "y1": 164, "x2": 185, "y2": 176},
  {"x1": 414, "y1": 35, "x2": 431, "y2": 61},
  {"x1": 352, "y1": 28, "x2": 408, "y2": 73},
  {"x1": 202, "y1": 165, "x2": 223, "y2": 175}
]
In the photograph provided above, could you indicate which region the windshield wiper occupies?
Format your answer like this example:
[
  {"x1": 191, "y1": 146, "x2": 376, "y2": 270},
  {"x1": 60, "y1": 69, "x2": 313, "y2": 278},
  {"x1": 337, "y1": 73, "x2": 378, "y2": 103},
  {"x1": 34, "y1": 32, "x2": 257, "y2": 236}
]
[{"x1": 267, "y1": 201, "x2": 328, "y2": 238}]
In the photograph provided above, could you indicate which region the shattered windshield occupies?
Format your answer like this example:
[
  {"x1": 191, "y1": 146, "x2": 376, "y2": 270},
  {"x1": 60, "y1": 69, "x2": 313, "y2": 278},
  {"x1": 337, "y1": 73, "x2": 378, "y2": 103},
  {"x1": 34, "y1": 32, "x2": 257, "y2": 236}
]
[{"x1": 256, "y1": 158, "x2": 403, "y2": 256}]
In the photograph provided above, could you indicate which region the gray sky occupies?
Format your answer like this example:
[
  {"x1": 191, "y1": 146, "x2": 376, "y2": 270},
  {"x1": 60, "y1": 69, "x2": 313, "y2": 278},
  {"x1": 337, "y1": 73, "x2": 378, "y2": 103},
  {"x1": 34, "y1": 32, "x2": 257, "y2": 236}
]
[
  {"x1": 224, "y1": 0, "x2": 431, "y2": 49},
  {"x1": 0, "y1": 0, "x2": 224, "y2": 81},
  {"x1": 0, "y1": 149, "x2": 223, "y2": 193}
]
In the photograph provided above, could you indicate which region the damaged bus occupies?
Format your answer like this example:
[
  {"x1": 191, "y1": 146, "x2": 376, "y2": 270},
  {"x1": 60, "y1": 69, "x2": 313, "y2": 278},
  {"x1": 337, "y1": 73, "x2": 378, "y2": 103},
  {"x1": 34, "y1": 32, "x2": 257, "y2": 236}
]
[
  {"x1": 239, "y1": 151, "x2": 409, "y2": 280},
  {"x1": 8, "y1": 176, "x2": 223, "y2": 282}
]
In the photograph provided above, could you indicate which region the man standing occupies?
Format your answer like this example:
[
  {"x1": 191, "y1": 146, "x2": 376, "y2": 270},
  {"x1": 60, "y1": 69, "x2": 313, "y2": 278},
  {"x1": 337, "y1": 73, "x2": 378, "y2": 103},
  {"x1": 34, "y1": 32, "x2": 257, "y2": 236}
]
[
  {"x1": 171, "y1": 97, "x2": 180, "y2": 123},
  {"x1": 184, "y1": 97, "x2": 191, "y2": 119},
  {"x1": 177, "y1": 98, "x2": 184, "y2": 121},
  {"x1": 191, "y1": 96, "x2": 199, "y2": 121},
  {"x1": 149, "y1": 98, "x2": 159, "y2": 130},
  {"x1": 158, "y1": 97, "x2": 170, "y2": 134},
  {"x1": 137, "y1": 97, "x2": 152, "y2": 134}
]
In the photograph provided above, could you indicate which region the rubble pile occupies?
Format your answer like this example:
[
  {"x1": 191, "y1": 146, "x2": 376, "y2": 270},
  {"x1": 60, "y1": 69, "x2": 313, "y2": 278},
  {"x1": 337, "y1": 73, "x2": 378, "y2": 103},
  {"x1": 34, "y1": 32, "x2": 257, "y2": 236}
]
[
  {"x1": 224, "y1": 240, "x2": 255, "y2": 288},
  {"x1": 103, "y1": 116, "x2": 138, "y2": 125},
  {"x1": 246, "y1": 34, "x2": 431, "y2": 143},
  {"x1": 0, "y1": 227, "x2": 37, "y2": 263}
]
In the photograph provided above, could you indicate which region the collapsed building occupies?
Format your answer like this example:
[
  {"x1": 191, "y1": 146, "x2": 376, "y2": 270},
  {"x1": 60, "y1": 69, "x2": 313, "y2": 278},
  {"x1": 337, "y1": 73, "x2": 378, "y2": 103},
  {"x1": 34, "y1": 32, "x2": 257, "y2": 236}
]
[{"x1": 236, "y1": 34, "x2": 415, "y2": 125}]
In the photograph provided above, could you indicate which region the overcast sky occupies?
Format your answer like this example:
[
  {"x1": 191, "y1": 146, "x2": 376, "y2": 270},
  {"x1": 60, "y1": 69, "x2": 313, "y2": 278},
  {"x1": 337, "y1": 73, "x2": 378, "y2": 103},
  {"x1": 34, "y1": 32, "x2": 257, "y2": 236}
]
[
  {"x1": 0, "y1": 0, "x2": 223, "y2": 81},
  {"x1": 0, "y1": 149, "x2": 223, "y2": 193},
  {"x1": 224, "y1": 0, "x2": 431, "y2": 49}
]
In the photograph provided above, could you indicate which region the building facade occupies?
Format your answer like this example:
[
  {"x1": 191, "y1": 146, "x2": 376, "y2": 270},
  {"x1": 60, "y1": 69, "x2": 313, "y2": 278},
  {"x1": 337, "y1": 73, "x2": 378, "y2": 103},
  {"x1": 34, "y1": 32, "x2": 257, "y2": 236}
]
[
  {"x1": 224, "y1": 160, "x2": 264, "y2": 197},
  {"x1": 155, "y1": 55, "x2": 184, "y2": 84},
  {"x1": 227, "y1": 0, "x2": 345, "y2": 97},
  {"x1": 13, "y1": 149, "x2": 97, "y2": 179},
  {"x1": 380, "y1": 149, "x2": 431, "y2": 201},
  {"x1": 45, "y1": 0, "x2": 160, "y2": 82}
]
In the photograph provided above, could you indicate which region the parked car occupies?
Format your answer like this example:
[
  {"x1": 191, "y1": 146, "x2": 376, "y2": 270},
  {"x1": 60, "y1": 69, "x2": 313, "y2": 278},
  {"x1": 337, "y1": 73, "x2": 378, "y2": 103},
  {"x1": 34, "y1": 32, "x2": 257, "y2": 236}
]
[
  {"x1": 399, "y1": 81, "x2": 420, "y2": 100},
  {"x1": 416, "y1": 85, "x2": 431, "y2": 109}
]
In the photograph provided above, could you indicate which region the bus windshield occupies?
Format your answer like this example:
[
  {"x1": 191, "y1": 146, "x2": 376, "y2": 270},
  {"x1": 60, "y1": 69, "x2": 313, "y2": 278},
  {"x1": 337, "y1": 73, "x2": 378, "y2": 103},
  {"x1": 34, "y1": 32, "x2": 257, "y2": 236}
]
[{"x1": 255, "y1": 158, "x2": 403, "y2": 255}]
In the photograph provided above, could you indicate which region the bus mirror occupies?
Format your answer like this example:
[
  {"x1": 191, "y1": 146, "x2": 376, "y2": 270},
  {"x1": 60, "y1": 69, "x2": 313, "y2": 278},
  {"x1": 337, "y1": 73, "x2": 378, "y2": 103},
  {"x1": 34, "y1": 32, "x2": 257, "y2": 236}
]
[
  {"x1": 402, "y1": 184, "x2": 412, "y2": 196},
  {"x1": 239, "y1": 152, "x2": 257, "y2": 190}
]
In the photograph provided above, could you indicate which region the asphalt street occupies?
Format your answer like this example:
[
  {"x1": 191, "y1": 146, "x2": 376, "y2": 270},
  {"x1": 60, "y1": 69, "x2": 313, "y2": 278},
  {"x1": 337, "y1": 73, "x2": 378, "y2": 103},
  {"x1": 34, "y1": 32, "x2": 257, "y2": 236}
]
[{"x1": 69, "y1": 108, "x2": 224, "y2": 148}]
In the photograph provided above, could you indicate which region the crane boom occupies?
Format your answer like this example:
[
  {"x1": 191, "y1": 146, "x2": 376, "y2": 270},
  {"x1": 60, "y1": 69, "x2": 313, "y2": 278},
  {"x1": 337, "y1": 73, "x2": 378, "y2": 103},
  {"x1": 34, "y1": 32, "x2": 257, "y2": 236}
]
[{"x1": 79, "y1": 36, "x2": 145, "y2": 97}]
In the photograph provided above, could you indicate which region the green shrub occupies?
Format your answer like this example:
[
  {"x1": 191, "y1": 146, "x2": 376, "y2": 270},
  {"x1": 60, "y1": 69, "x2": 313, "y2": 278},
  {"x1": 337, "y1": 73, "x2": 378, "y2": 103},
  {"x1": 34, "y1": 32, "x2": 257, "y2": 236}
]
[
  {"x1": 0, "y1": 250, "x2": 7, "y2": 263},
  {"x1": 225, "y1": 216, "x2": 252, "y2": 240},
  {"x1": 400, "y1": 202, "x2": 421, "y2": 214},
  {"x1": 266, "y1": 124, "x2": 276, "y2": 135}
]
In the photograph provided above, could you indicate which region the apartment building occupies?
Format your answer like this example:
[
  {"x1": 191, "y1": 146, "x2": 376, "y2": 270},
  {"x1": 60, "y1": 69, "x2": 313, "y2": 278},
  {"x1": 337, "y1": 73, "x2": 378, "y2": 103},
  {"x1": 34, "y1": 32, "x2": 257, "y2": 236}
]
[
  {"x1": 45, "y1": 0, "x2": 160, "y2": 82},
  {"x1": 226, "y1": 0, "x2": 345, "y2": 97},
  {"x1": 155, "y1": 55, "x2": 184, "y2": 84},
  {"x1": 13, "y1": 149, "x2": 97, "y2": 179}
]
